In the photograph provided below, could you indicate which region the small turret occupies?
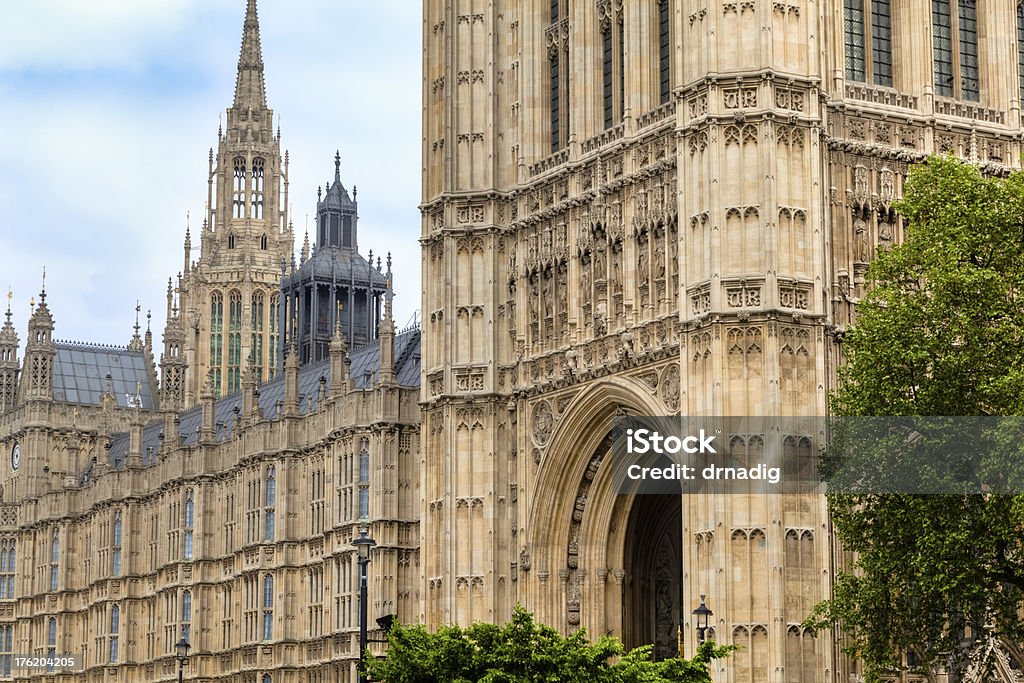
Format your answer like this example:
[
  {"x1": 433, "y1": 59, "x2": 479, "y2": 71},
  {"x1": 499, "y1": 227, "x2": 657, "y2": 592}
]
[
  {"x1": 0, "y1": 290, "x2": 20, "y2": 413},
  {"x1": 21, "y1": 276, "x2": 55, "y2": 403}
]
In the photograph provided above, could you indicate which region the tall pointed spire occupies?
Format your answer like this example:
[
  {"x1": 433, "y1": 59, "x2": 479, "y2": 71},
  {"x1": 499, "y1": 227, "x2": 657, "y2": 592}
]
[{"x1": 234, "y1": 0, "x2": 267, "y2": 110}]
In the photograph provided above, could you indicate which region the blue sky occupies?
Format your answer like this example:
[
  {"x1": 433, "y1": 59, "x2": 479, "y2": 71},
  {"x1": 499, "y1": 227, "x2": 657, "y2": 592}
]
[{"x1": 0, "y1": 0, "x2": 422, "y2": 352}]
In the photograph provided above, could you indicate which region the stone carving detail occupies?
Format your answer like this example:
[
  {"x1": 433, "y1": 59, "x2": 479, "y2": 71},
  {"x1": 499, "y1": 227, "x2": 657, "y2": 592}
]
[
  {"x1": 726, "y1": 283, "x2": 761, "y2": 308},
  {"x1": 660, "y1": 364, "x2": 681, "y2": 412},
  {"x1": 775, "y1": 87, "x2": 804, "y2": 112},
  {"x1": 531, "y1": 400, "x2": 554, "y2": 446},
  {"x1": 778, "y1": 281, "x2": 811, "y2": 310},
  {"x1": 724, "y1": 87, "x2": 757, "y2": 109}
]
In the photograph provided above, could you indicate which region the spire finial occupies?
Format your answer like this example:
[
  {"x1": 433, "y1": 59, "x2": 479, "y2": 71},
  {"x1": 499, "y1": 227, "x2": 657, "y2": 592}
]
[
  {"x1": 134, "y1": 301, "x2": 141, "y2": 335},
  {"x1": 40, "y1": 266, "x2": 46, "y2": 302},
  {"x1": 334, "y1": 150, "x2": 341, "y2": 183},
  {"x1": 4, "y1": 289, "x2": 12, "y2": 324},
  {"x1": 233, "y1": 0, "x2": 267, "y2": 110}
]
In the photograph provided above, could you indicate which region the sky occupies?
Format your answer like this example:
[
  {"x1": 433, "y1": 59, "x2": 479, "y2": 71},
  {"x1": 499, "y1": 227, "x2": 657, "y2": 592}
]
[{"x1": 0, "y1": 0, "x2": 422, "y2": 353}]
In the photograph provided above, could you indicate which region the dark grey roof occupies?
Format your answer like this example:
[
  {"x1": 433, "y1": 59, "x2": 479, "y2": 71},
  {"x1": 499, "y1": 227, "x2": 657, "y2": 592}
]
[
  {"x1": 98, "y1": 327, "x2": 420, "y2": 475},
  {"x1": 52, "y1": 341, "x2": 155, "y2": 409},
  {"x1": 285, "y1": 246, "x2": 389, "y2": 285}
]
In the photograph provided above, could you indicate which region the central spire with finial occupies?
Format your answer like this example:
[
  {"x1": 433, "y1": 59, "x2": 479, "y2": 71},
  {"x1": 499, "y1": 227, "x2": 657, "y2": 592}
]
[
  {"x1": 234, "y1": 0, "x2": 266, "y2": 110},
  {"x1": 334, "y1": 150, "x2": 341, "y2": 183}
]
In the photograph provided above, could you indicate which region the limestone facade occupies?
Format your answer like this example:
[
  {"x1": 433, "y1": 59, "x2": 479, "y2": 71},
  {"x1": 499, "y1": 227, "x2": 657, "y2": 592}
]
[
  {"x1": 2, "y1": 1, "x2": 1024, "y2": 682},
  {"x1": 421, "y1": 0, "x2": 1024, "y2": 681}
]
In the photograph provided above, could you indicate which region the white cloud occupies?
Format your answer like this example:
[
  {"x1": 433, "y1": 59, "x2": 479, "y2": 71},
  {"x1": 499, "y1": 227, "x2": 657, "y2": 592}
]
[{"x1": 0, "y1": 0, "x2": 423, "y2": 351}]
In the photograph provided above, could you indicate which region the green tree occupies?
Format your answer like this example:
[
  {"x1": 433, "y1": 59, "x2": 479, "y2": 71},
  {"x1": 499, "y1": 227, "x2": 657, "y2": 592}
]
[
  {"x1": 806, "y1": 156, "x2": 1024, "y2": 680},
  {"x1": 365, "y1": 606, "x2": 733, "y2": 683}
]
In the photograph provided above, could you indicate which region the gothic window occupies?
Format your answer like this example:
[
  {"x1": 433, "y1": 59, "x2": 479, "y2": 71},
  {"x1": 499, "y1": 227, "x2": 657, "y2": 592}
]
[
  {"x1": 228, "y1": 233, "x2": 236, "y2": 249},
  {"x1": 844, "y1": 0, "x2": 892, "y2": 86},
  {"x1": 268, "y1": 295, "x2": 279, "y2": 378},
  {"x1": 0, "y1": 539, "x2": 15, "y2": 599},
  {"x1": 252, "y1": 292, "x2": 265, "y2": 379},
  {"x1": 343, "y1": 216, "x2": 353, "y2": 248},
  {"x1": 246, "y1": 474, "x2": 261, "y2": 545},
  {"x1": 329, "y1": 214, "x2": 340, "y2": 246},
  {"x1": 233, "y1": 157, "x2": 247, "y2": 219},
  {"x1": 183, "y1": 489, "x2": 194, "y2": 560},
  {"x1": 0, "y1": 625, "x2": 10, "y2": 677},
  {"x1": 228, "y1": 291, "x2": 242, "y2": 394},
  {"x1": 601, "y1": 4, "x2": 626, "y2": 129},
  {"x1": 47, "y1": 617, "x2": 57, "y2": 671},
  {"x1": 1018, "y1": 2, "x2": 1024, "y2": 104},
  {"x1": 251, "y1": 158, "x2": 265, "y2": 220},
  {"x1": 549, "y1": 0, "x2": 569, "y2": 152},
  {"x1": 263, "y1": 675, "x2": 272, "y2": 683},
  {"x1": 262, "y1": 574, "x2": 274, "y2": 640},
  {"x1": 49, "y1": 532, "x2": 59, "y2": 591},
  {"x1": 658, "y1": 0, "x2": 672, "y2": 104},
  {"x1": 933, "y1": 0, "x2": 979, "y2": 100},
  {"x1": 264, "y1": 466, "x2": 276, "y2": 542},
  {"x1": 260, "y1": 234, "x2": 267, "y2": 250},
  {"x1": 210, "y1": 292, "x2": 224, "y2": 394},
  {"x1": 109, "y1": 605, "x2": 120, "y2": 662},
  {"x1": 181, "y1": 590, "x2": 192, "y2": 642},
  {"x1": 358, "y1": 441, "x2": 370, "y2": 520},
  {"x1": 112, "y1": 511, "x2": 122, "y2": 577}
]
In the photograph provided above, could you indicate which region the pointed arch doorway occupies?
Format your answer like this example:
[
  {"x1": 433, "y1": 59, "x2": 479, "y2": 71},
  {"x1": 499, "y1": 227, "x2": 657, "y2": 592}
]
[{"x1": 622, "y1": 492, "x2": 683, "y2": 660}]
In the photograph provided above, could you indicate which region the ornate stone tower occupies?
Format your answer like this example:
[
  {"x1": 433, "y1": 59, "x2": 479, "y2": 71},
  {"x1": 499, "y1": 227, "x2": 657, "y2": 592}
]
[
  {"x1": 279, "y1": 153, "x2": 390, "y2": 364},
  {"x1": 0, "y1": 295, "x2": 19, "y2": 415},
  {"x1": 160, "y1": 278, "x2": 187, "y2": 411},
  {"x1": 422, "y1": 0, "x2": 1024, "y2": 680},
  {"x1": 19, "y1": 288, "x2": 55, "y2": 405},
  {"x1": 177, "y1": 0, "x2": 293, "y2": 404}
]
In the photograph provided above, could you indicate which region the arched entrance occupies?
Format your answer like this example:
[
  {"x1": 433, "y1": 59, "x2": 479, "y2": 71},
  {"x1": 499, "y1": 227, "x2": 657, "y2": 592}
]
[
  {"x1": 623, "y1": 493, "x2": 683, "y2": 659},
  {"x1": 523, "y1": 378, "x2": 683, "y2": 655}
]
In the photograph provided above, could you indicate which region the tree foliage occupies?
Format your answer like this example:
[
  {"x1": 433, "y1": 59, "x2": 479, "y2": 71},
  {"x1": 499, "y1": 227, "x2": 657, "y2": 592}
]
[
  {"x1": 365, "y1": 606, "x2": 734, "y2": 683},
  {"x1": 807, "y1": 156, "x2": 1024, "y2": 679}
]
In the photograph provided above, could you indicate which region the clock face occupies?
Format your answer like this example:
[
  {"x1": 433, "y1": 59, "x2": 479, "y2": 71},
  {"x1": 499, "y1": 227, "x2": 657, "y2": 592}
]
[{"x1": 10, "y1": 442, "x2": 19, "y2": 471}]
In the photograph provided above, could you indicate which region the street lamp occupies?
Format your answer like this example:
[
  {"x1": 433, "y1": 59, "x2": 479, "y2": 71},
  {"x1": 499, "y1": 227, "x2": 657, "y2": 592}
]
[
  {"x1": 174, "y1": 637, "x2": 190, "y2": 683},
  {"x1": 354, "y1": 526, "x2": 377, "y2": 683},
  {"x1": 692, "y1": 595, "x2": 713, "y2": 644}
]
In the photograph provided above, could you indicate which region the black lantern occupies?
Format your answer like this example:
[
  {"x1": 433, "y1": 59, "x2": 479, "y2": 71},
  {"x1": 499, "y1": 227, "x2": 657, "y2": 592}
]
[
  {"x1": 174, "y1": 637, "x2": 190, "y2": 683},
  {"x1": 692, "y1": 595, "x2": 713, "y2": 644}
]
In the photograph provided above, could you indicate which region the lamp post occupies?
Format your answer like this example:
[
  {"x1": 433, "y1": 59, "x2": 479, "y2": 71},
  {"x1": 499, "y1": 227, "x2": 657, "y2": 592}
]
[
  {"x1": 354, "y1": 526, "x2": 377, "y2": 683},
  {"x1": 174, "y1": 637, "x2": 190, "y2": 683},
  {"x1": 692, "y1": 595, "x2": 713, "y2": 644}
]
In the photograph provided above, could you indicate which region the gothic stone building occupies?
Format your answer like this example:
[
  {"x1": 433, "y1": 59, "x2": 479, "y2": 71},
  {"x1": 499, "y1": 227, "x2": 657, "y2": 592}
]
[
  {"x1": 2, "y1": 1, "x2": 1024, "y2": 683},
  {"x1": 421, "y1": 0, "x2": 1024, "y2": 681}
]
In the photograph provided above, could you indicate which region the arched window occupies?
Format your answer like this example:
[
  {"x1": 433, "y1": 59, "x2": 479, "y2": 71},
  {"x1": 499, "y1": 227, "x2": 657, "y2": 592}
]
[
  {"x1": 260, "y1": 233, "x2": 268, "y2": 250},
  {"x1": 262, "y1": 574, "x2": 273, "y2": 640},
  {"x1": 109, "y1": 605, "x2": 120, "y2": 662},
  {"x1": 843, "y1": 0, "x2": 892, "y2": 86},
  {"x1": 1017, "y1": 2, "x2": 1024, "y2": 104},
  {"x1": 262, "y1": 675, "x2": 272, "y2": 683},
  {"x1": 264, "y1": 466, "x2": 276, "y2": 542},
  {"x1": 49, "y1": 532, "x2": 59, "y2": 591},
  {"x1": 658, "y1": 0, "x2": 671, "y2": 104},
  {"x1": 252, "y1": 292, "x2": 265, "y2": 379},
  {"x1": 268, "y1": 295, "x2": 280, "y2": 378},
  {"x1": 251, "y1": 158, "x2": 265, "y2": 220},
  {"x1": 548, "y1": 0, "x2": 569, "y2": 151},
  {"x1": 0, "y1": 625, "x2": 11, "y2": 676},
  {"x1": 601, "y1": 3, "x2": 625, "y2": 129},
  {"x1": 182, "y1": 590, "x2": 192, "y2": 642},
  {"x1": 228, "y1": 291, "x2": 243, "y2": 393},
  {"x1": 228, "y1": 233, "x2": 236, "y2": 250},
  {"x1": 933, "y1": 0, "x2": 978, "y2": 100},
  {"x1": 210, "y1": 292, "x2": 224, "y2": 394},
  {"x1": 112, "y1": 511, "x2": 123, "y2": 576},
  {"x1": 47, "y1": 616, "x2": 57, "y2": 671},
  {"x1": 358, "y1": 442, "x2": 370, "y2": 520},
  {"x1": 233, "y1": 157, "x2": 247, "y2": 219},
  {"x1": 0, "y1": 539, "x2": 15, "y2": 599},
  {"x1": 183, "y1": 490, "x2": 194, "y2": 560}
]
